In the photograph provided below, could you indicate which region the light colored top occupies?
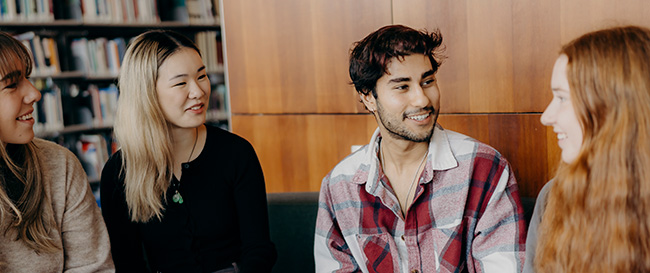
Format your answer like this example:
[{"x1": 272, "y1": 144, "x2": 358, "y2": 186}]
[
  {"x1": 0, "y1": 138, "x2": 114, "y2": 272},
  {"x1": 314, "y1": 125, "x2": 527, "y2": 273},
  {"x1": 522, "y1": 180, "x2": 553, "y2": 273}
]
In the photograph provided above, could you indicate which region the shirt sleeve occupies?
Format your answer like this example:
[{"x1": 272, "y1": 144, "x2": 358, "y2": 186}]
[
  {"x1": 60, "y1": 148, "x2": 115, "y2": 272},
  {"x1": 232, "y1": 141, "x2": 277, "y2": 273},
  {"x1": 313, "y1": 174, "x2": 362, "y2": 273},
  {"x1": 100, "y1": 152, "x2": 149, "y2": 272},
  {"x1": 471, "y1": 163, "x2": 527, "y2": 273}
]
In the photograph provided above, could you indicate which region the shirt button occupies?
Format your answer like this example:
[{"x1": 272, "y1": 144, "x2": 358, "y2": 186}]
[
  {"x1": 411, "y1": 270, "x2": 419, "y2": 273},
  {"x1": 182, "y1": 163, "x2": 190, "y2": 169},
  {"x1": 401, "y1": 235, "x2": 405, "y2": 241}
]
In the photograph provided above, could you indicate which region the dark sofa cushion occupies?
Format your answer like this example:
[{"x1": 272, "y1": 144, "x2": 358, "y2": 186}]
[{"x1": 267, "y1": 192, "x2": 320, "y2": 273}]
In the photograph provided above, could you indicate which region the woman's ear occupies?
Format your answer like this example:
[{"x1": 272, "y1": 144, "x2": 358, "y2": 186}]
[{"x1": 360, "y1": 92, "x2": 377, "y2": 113}]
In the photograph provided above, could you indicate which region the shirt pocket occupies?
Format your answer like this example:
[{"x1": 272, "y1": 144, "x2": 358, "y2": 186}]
[
  {"x1": 427, "y1": 220, "x2": 463, "y2": 272},
  {"x1": 355, "y1": 233, "x2": 398, "y2": 273}
]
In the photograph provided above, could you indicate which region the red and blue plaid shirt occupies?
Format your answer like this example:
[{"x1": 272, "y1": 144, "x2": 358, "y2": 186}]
[{"x1": 315, "y1": 126, "x2": 527, "y2": 273}]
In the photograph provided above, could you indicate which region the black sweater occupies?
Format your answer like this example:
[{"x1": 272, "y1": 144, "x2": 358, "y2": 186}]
[{"x1": 100, "y1": 125, "x2": 276, "y2": 273}]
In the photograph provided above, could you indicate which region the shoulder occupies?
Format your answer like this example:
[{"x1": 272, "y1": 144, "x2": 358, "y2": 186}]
[
  {"x1": 537, "y1": 179, "x2": 554, "y2": 209},
  {"x1": 32, "y1": 139, "x2": 89, "y2": 206},
  {"x1": 442, "y1": 128, "x2": 509, "y2": 164},
  {"x1": 444, "y1": 129, "x2": 503, "y2": 157},
  {"x1": 32, "y1": 139, "x2": 83, "y2": 176},
  {"x1": 324, "y1": 144, "x2": 370, "y2": 187},
  {"x1": 33, "y1": 138, "x2": 77, "y2": 161},
  {"x1": 203, "y1": 125, "x2": 259, "y2": 166},
  {"x1": 102, "y1": 149, "x2": 123, "y2": 176},
  {"x1": 206, "y1": 124, "x2": 253, "y2": 149}
]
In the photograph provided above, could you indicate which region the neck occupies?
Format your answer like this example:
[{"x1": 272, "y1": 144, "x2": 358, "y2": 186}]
[
  {"x1": 380, "y1": 136, "x2": 429, "y2": 173},
  {"x1": 171, "y1": 125, "x2": 202, "y2": 162}
]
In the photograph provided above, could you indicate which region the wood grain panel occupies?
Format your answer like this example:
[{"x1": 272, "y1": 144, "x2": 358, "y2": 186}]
[
  {"x1": 222, "y1": 0, "x2": 392, "y2": 114},
  {"x1": 232, "y1": 113, "x2": 559, "y2": 197},
  {"x1": 393, "y1": 0, "x2": 556, "y2": 113},
  {"x1": 439, "y1": 114, "x2": 558, "y2": 197},
  {"x1": 392, "y1": 0, "x2": 471, "y2": 113},
  {"x1": 560, "y1": 0, "x2": 650, "y2": 45},
  {"x1": 466, "y1": 0, "x2": 515, "y2": 112},
  {"x1": 512, "y1": 0, "x2": 560, "y2": 112},
  {"x1": 231, "y1": 114, "x2": 376, "y2": 192}
]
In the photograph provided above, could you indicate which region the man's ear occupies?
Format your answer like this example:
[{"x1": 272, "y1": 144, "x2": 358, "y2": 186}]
[{"x1": 359, "y1": 92, "x2": 376, "y2": 112}]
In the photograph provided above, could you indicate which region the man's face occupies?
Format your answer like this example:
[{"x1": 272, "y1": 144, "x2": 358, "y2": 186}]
[{"x1": 361, "y1": 54, "x2": 440, "y2": 142}]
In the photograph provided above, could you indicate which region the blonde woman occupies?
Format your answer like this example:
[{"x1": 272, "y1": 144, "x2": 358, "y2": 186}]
[
  {"x1": 100, "y1": 30, "x2": 276, "y2": 273},
  {"x1": 0, "y1": 32, "x2": 114, "y2": 271},
  {"x1": 525, "y1": 26, "x2": 650, "y2": 272}
]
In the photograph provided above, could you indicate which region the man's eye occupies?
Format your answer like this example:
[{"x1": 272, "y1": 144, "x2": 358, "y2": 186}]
[
  {"x1": 395, "y1": 85, "x2": 408, "y2": 90},
  {"x1": 422, "y1": 79, "x2": 435, "y2": 87},
  {"x1": 198, "y1": 74, "x2": 207, "y2": 80}
]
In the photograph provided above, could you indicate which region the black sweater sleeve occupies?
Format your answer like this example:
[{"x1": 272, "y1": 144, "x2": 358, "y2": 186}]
[
  {"x1": 100, "y1": 151, "x2": 150, "y2": 273},
  {"x1": 232, "y1": 139, "x2": 277, "y2": 273}
]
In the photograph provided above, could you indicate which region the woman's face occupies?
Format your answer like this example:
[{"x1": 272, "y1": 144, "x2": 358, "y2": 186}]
[
  {"x1": 541, "y1": 54, "x2": 584, "y2": 164},
  {"x1": 0, "y1": 65, "x2": 41, "y2": 146},
  {"x1": 155, "y1": 48, "x2": 210, "y2": 129}
]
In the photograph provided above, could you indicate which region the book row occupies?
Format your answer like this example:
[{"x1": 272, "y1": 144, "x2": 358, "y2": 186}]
[
  {"x1": 0, "y1": 0, "x2": 220, "y2": 24},
  {"x1": 13, "y1": 30, "x2": 223, "y2": 77},
  {"x1": 33, "y1": 78, "x2": 228, "y2": 137}
]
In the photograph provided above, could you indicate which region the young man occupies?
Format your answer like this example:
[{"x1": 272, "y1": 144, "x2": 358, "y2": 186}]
[{"x1": 314, "y1": 25, "x2": 527, "y2": 273}]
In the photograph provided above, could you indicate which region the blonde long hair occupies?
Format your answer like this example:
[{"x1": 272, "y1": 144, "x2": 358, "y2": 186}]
[
  {"x1": 536, "y1": 26, "x2": 650, "y2": 272},
  {"x1": 0, "y1": 32, "x2": 58, "y2": 252},
  {"x1": 115, "y1": 30, "x2": 201, "y2": 222}
]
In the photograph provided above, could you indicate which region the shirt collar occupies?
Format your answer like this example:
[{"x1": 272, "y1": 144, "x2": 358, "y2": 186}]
[{"x1": 352, "y1": 125, "x2": 459, "y2": 191}]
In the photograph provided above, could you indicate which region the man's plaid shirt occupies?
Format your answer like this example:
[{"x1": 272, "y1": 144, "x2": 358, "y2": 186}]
[{"x1": 314, "y1": 125, "x2": 527, "y2": 273}]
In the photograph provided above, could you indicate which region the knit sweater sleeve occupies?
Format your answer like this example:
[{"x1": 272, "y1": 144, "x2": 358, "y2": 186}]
[{"x1": 37, "y1": 139, "x2": 115, "y2": 272}]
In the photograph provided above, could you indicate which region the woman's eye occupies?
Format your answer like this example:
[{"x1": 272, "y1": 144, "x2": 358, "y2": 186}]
[
  {"x1": 173, "y1": 82, "x2": 186, "y2": 87},
  {"x1": 3, "y1": 83, "x2": 17, "y2": 90}
]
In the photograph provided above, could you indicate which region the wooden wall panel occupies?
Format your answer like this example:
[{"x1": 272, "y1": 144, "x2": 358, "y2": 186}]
[
  {"x1": 231, "y1": 114, "x2": 376, "y2": 192},
  {"x1": 512, "y1": 0, "x2": 560, "y2": 112},
  {"x1": 391, "y1": 0, "x2": 472, "y2": 113},
  {"x1": 233, "y1": 114, "x2": 559, "y2": 197},
  {"x1": 222, "y1": 0, "x2": 392, "y2": 114},
  {"x1": 560, "y1": 0, "x2": 650, "y2": 44},
  {"x1": 439, "y1": 114, "x2": 559, "y2": 197},
  {"x1": 224, "y1": 0, "x2": 650, "y2": 198},
  {"x1": 392, "y1": 0, "x2": 650, "y2": 113},
  {"x1": 465, "y1": 0, "x2": 515, "y2": 112}
]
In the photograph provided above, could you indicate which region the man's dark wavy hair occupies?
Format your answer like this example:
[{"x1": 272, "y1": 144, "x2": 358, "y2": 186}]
[{"x1": 349, "y1": 25, "x2": 444, "y2": 98}]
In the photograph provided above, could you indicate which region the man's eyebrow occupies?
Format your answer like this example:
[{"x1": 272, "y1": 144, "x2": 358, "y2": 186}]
[
  {"x1": 422, "y1": 70, "x2": 435, "y2": 78},
  {"x1": 1, "y1": 70, "x2": 21, "y2": 82},
  {"x1": 388, "y1": 77, "x2": 411, "y2": 83}
]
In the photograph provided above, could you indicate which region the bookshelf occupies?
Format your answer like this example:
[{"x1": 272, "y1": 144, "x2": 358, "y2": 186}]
[{"x1": 0, "y1": 0, "x2": 227, "y2": 197}]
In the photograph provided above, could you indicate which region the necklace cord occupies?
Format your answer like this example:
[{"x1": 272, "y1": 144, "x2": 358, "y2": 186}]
[
  {"x1": 187, "y1": 127, "x2": 198, "y2": 163},
  {"x1": 380, "y1": 141, "x2": 429, "y2": 211},
  {"x1": 172, "y1": 127, "x2": 198, "y2": 204}
]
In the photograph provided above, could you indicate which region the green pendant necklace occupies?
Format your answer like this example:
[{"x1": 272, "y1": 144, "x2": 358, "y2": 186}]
[{"x1": 172, "y1": 127, "x2": 198, "y2": 204}]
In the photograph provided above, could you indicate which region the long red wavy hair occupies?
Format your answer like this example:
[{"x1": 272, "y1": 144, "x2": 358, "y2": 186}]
[{"x1": 535, "y1": 26, "x2": 650, "y2": 272}]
